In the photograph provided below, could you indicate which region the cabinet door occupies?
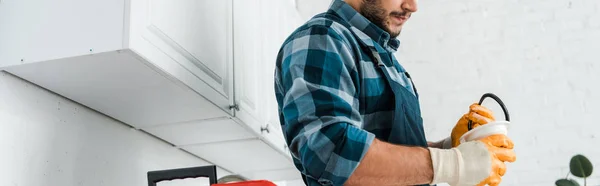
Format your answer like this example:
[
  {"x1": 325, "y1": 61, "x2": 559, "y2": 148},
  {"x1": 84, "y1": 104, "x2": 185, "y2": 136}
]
[
  {"x1": 233, "y1": 0, "x2": 266, "y2": 133},
  {"x1": 258, "y1": 0, "x2": 296, "y2": 157},
  {"x1": 136, "y1": 0, "x2": 235, "y2": 113}
]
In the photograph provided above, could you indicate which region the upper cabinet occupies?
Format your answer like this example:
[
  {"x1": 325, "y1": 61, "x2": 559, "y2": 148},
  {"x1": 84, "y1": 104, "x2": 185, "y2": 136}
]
[
  {"x1": 129, "y1": 0, "x2": 235, "y2": 112},
  {"x1": 233, "y1": 0, "x2": 266, "y2": 135},
  {"x1": 0, "y1": 0, "x2": 126, "y2": 67},
  {"x1": 0, "y1": 0, "x2": 304, "y2": 181},
  {"x1": 258, "y1": 0, "x2": 304, "y2": 154},
  {"x1": 0, "y1": 0, "x2": 236, "y2": 127},
  {"x1": 233, "y1": 0, "x2": 303, "y2": 150}
]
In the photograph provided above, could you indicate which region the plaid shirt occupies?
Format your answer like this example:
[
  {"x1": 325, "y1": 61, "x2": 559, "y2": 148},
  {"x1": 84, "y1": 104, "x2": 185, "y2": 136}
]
[{"x1": 274, "y1": 0, "x2": 422, "y2": 185}]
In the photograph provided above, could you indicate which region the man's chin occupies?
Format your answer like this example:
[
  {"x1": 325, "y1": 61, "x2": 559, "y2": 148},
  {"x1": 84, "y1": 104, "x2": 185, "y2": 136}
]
[
  {"x1": 384, "y1": 26, "x2": 402, "y2": 38},
  {"x1": 389, "y1": 29, "x2": 402, "y2": 38}
]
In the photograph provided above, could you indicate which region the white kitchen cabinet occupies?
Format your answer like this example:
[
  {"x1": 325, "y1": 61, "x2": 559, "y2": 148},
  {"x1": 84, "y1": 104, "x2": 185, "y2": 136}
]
[
  {"x1": 0, "y1": 0, "x2": 125, "y2": 66},
  {"x1": 130, "y1": 0, "x2": 235, "y2": 113},
  {"x1": 0, "y1": 0, "x2": 302, "y2": 181},
  {"x1": 233, "y1": 0, "x2": 267, "y2": 137},
  {"x1": 232, "y1": 0, "x2": 303, "y2": 156},
  {"x1": 3, "y1": 51, "x2": 230, "y2": 127},
  {"x1": 257, "y1": 0, "x2": 305, "y2": 155},
  {"x1": 0, "y1": 0, "x2": 234, "y2": 127}
]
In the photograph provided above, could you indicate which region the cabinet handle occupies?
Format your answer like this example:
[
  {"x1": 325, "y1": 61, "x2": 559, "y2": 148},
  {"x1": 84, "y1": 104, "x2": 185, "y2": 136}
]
[
  {"x1": 228, "y1": 104, "x2": 240, "y2": 111},
  {"x1": 261, "y1": 124, "x2": 271, "y2": 134}
]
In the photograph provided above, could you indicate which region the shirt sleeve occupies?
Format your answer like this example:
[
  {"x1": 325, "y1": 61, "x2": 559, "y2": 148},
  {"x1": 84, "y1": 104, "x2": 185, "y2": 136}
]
[{"x1": 274, "y1": 24, "x2": 376, "y2": 186}]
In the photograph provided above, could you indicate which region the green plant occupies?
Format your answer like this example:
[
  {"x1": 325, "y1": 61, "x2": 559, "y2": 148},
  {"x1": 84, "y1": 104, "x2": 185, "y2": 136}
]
[{"x1": 556, "y1": 154, "x2": 594, "y2": 186}]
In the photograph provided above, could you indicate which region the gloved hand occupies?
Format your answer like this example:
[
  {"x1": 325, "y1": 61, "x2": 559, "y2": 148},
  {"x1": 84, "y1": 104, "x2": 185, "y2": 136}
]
[
  {"x1": 450, "y1": 103, "x2": 496, "y2": 147},
  {"x1": 476, "y1": 134, "x2": 517, "y2": 186},
  {"x1": 428, "y1": 134, "x2": 516, "y2": 186}
]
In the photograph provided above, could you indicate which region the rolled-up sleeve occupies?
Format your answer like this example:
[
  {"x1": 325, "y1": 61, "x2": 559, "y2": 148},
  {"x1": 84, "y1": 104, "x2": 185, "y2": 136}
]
[{"x1": 274, "y1": 25, "x2": 376, "y2": 186}]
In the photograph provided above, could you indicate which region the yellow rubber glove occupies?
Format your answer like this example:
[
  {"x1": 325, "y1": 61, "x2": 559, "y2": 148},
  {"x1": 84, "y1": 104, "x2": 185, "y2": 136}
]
[
  {"x1": 428, "y1": 134, "x2": 516, "y2": 186},
  {"x1": 477, "y1": 134, "x2": 517, "y2": 186},
  {"x1": 451, "y1": 103, "x2": 496, "y2": 147}
]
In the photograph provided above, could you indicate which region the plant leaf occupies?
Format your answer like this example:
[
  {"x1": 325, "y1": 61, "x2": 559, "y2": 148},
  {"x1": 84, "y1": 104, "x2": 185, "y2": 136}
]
[
  {"x1": 556, "y1": 179, "x2": 580, "y2": 186},
  {"x1": 570, "y1": 154, "x2": 593, "y2": 178}
]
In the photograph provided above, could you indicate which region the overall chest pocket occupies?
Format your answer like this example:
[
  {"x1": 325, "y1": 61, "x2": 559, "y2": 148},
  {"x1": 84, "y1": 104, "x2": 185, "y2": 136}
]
[
  {"x1": 379, "y1": 67, "x2": 426, "y2": 146},
  {"x1": 398, "y1": 87, "x2": 426, "y2": 147}
]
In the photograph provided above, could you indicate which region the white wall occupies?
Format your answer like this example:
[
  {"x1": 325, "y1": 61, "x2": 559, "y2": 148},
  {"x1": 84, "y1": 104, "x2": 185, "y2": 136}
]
[
  {"x1": 0, "y1": 71, "x2": 231, "y2": 186},
  {"x1": 397, "y1": 0, "x2": 600, "y2": 185},
  {"x1": 295, "y1": 0, "x2": 332, "y2": 20}
]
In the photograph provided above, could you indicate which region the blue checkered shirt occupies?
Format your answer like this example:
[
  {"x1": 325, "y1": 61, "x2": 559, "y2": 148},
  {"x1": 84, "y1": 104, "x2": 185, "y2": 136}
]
[{"x1": 274, "y1": 0, "x2": 421, "y2": 185}]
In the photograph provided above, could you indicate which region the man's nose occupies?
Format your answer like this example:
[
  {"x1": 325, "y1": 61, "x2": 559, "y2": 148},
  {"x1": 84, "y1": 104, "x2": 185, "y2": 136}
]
[{"x1": 402, "y1": 0, "x2": 418, "y2": 13}]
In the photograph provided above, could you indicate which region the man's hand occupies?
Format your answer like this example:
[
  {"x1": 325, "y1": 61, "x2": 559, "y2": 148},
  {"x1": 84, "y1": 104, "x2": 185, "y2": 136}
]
[
  {"x1": 429, "y1": 134, "x2": 516, "y2": 186},
  {"x1": 476, "y1": 134, "x2": 517, "y2": 186},
  {"x1": 451, "y1": 103, "x2": 496, "y2": 147}
]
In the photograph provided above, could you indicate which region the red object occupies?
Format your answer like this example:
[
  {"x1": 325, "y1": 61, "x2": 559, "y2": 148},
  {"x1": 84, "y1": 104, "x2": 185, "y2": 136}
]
[{"x1": 212, "y1": 180, "x2": 277, "y2": 186}]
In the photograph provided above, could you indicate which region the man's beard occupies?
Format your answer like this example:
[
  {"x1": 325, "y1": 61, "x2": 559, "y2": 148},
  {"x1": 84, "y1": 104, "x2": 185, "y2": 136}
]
[{"x1": 360, "y1": 0, "x2": 402, "y2": 38}]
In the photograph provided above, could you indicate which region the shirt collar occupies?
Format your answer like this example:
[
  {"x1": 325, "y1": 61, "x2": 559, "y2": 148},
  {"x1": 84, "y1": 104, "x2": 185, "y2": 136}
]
[{"x1": 329, "y1": 0, "x2": 401, "y2": 51}]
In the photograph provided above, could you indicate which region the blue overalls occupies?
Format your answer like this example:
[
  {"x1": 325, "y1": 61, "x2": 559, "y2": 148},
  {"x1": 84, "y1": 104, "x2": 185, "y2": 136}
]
[{"x1": 369, "y1": 47, "x2": 428, "y2": 148}]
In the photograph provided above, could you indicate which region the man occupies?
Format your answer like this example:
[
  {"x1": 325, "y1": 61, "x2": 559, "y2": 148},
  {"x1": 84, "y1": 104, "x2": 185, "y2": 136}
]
[{"x1": 274, "y1": 0, "x2": 517, "y2": 185}]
